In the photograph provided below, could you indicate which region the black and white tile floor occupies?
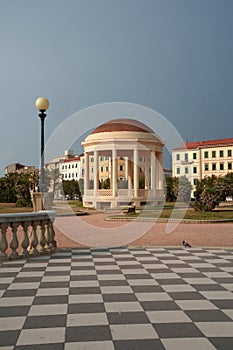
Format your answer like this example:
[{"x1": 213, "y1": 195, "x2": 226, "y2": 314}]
[{"x1": 0, "y1": 247, "x2": 233, "y2": 350}]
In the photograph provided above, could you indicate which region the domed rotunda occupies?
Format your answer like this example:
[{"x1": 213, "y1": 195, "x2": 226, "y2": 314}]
[{"x1": 81, "y1": 118, "x2": 164, "y2": 209}]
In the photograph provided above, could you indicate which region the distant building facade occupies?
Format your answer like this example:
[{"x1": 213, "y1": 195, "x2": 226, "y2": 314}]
[
  {"x1": 172, "y1": 138, "x2": 233, "y2": 197},
  {"x1": 5, "y1": 163, "x2": 36, "y2": 176}
]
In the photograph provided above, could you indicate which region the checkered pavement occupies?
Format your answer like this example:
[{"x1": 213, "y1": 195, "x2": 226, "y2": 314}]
[{"x1": 0, "y1": 247, "x2": 233, "y2": 349}]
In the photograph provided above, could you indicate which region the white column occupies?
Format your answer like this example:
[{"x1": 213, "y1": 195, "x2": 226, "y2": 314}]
[
  {"x1": 84, "y1": 152, "x2": 89, "y2": 193},
  {"x1": 125, "y1": 157, "x2": 128, "y2": 181},
  {"x1": 157, "y1": 152, "x2": 163, "y2": 190},
  {"x1": 133, "y1": 149, "x2": 139, "y2": 197},
  {"x1": 145, "y1": 154, "x2": 149, "y2": 190},
  {"x1": 151, "y1": 151, "x2": 156, "y2": 192},
  {"x1": 112, "y1": 149, "x2": 117, "y2": 198},
  {"x1": 94, "y1": 150, "x2": 98, "y2": 197},
  {"x1": 127, "y1": 157, "x2": 132, "y2": 190}
]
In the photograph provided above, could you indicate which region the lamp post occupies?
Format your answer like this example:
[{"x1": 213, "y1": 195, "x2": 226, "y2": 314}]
[{"x1": 35, "y1": 97, "x2": 49, "y2": 192}]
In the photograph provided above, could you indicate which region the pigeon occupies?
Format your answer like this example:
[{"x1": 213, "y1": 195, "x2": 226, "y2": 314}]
[{"x1": 182, "y1": 240, "x2": 191, "y2": 248}]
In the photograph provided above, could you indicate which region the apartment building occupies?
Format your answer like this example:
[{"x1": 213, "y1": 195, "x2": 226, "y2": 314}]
[{"x1": 172, "y1": 138, "x2": 233, "y2": 196}]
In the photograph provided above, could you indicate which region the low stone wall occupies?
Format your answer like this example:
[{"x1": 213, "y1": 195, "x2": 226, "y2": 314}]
[{"x1": 0, "y1": 211, "x2": 56, "y2": 260}]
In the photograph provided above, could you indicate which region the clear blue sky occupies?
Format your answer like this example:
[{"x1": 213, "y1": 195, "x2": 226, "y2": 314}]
[{"x1": 0, "y1": 0, "x2": 233, "y2": 176}]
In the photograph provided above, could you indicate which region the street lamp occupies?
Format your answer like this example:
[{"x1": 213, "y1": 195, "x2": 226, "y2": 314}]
[{"x1": 35, "y1": 97, "x2": 49, "y2": 192}]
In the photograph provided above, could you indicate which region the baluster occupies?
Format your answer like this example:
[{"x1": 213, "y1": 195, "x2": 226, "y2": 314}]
[
  {"x1": 28, "y1": 221, "x2": 39, "y2": 255},
  {"x1": 36, "y1": 220, "x2": 46, "y2": 253},
  {"x1": 20, "y1": 222, "x2": 30, "y2": 257},
  {"x1": 10, "y1": 222, "x2": 19, "y2": 259},
  {"x1": 44, "y1": 219, "x2": 51, "y2": 252},
  {"x1": 48, "y1": 221, "x2": 57, "y2": 252},
  {"x1": 0, "y1": 223, "x2": 9, "y2": 258}
]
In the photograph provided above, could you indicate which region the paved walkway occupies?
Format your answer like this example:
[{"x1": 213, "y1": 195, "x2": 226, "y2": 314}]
[
  {"x1": 0, "y1": 247, "x2": 233, "y2": 349},
  {"x1": 53, "y1": 210, "x2": 233, "y2": 248}
]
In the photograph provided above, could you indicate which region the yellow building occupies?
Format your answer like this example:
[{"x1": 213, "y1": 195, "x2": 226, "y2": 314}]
[{"x1": 172, "y1": 138, "x2": 233, "y2": 197}]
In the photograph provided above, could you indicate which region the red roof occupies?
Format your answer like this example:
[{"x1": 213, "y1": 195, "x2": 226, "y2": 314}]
[
  {"x1": 92, "y1": 118, "x2": 154, "y2": 134},
  {"x1": 63, "y1": 155, "x2": 82, "y2": 163},
  {"x1": 174, "y1": 138, "x2": 233, "y2": 150}
]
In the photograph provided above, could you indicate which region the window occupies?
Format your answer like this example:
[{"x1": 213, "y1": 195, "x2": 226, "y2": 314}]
[
  {"x1": 100, "y1": 156, "x2": 104, "y2": 162},
  {"x1": 228, "y1": 150, "x2": 232, "y2": 157},
  {"x1": 176, "y1": 154, "x2": 180, "y2": 161},
  {"x1": 72, "y1": 173, "x2": 74, "y2": 177},
  {"x1": 212, "y1": 163, "x2": 216, "y2": 171},
  {"x1": 72, "y1": 164, "x2": 74, "y2": 168},
  {"x1": 91, "y1": 157, "x2": 94, "y2": 162},
  {"x1": 81, "y1": 169, "x2": 84, "y2": 176},
  {"x1": 193, "y1": 178, "x2": 198, "y2": 185},
  {"x1": 76, "y1": 173, "x2": 78, "y2": 177},
  {"x1": 69, "y1": 165, "x2": 70, "y2": 169},
  {"x1": 185, "y1": 153, "x2": 188, "y2": 161},
  {"x1": 139, "y1": 157, "x2": 143, "y2": 162},
  {"x1": 220, "y1": 163, "x2": 224, "y2": 170},
  {"x1": 106, "y1": 166, "x2": 109, "y2": 172},
  {"x1": 193, "y1": 166, "x2": 197, "y2": 174},
  {"x1": 204, "y1": 151, "x2": 208, "y2": 159},
  {"x1": 185, "y1": 167, "x2": 188, "y2": 174},
  {"x1": 65, "y1": 165, "x2": 67, "y2": 169},
  {"x1": 176, "y1": 168, "x2": 180, "y2": 175},
  {"x1": 76, "y1": 163, "x2": 78, "y2": 168},
  {"x1": 62, "y1": 165, "x2": 64, "y2": 169},
  {"x1": 212, "y1": 151, "x2": 216, "y2": 158},
  {"x1": 119, "y1": 165, "x2": 124, "y2": 171},
  {"x1": 220, "y1": 150, "x2": 224, "y2": 157},
  {"x1": 228, "y1": 163, "x2": 232, "y2": 170},
  {"x1": 193, "y1": 153, "x2": 197, "y2": 160},
  {"x1": 91, "y1": 168, "x2": 94, "y2": 173},
  {"x1": 100, "y1": 166, "x2": 104, "y2": 172},
  {"x1": 69, "y1": 173, "x2": 71, "y2": 178},
  {"x1": 205, "y1": 164, "x2": 209, "y2": 171}
]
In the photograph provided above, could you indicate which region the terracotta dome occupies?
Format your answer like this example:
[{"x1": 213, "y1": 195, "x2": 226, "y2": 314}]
[{"x1": 92, "y1": 118, "x2": 154, "y2": 134}]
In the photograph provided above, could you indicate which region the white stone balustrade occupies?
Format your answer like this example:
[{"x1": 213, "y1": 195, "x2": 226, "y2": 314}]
[{"x1": 0, "y1": 211, "x2": 56, "y2": 260}]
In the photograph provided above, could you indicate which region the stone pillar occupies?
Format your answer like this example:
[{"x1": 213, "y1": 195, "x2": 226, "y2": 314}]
[
  {"x1": 145, "y1": 154, "x2": 149, "y2": 190},
  {"x1": 84, "y1": 152, "x2": 89, "y2": 193},
  {"x1": 112, "y1": 149, "x2": 117, "y2": 197},
  {"x1": 133, "y1": 149, "x2": 139, "y2": 197},
  {"x1": 156, "y1": 152, "x2": 163, "y2": 190},
  {"x1": 94, "y1": 150, "x2": 98, "y2": 196},
  {"x1": 128, "y1": 158, "x2": 133, "y2": 190},
  {"x1": 125, "y1": 157, "x2": 128, "y2": 181},
  {"x1": 151, "y1": 151, "x2": 156, "y2": 192}
]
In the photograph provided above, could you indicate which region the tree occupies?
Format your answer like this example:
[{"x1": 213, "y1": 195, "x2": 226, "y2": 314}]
[
  {"x1": 165, "y1": 176, "x2": 178, "y2": 202},
  {"x1": 62, "y1": 179, "x2": 82, "y2": 200},
  {"x1": 191, "y1": 175, "x2": 232, "y2": 211},
  {"x1": 0, "y1": 173, "x2": 34, "y2": 207}
]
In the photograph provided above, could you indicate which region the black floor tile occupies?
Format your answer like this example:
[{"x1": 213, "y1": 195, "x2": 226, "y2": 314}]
[
  {"x1": 114, "y1": 339, "x2": 165, "y2": 350},
  {"x1": 185, "y1": 310, "x2": 232, "y2": 322},
  {"x1": 23, "y1": 315, "x2": 67, "y2": 329},
  {"x1": 68, "y1": 302, "x2": 105, "y2": 313},
  {"x1": 154, "y1": 322, "x2": 204, "y2": 338},
  {"x1": 108, "y1": 311, "x2": 150, "y2": 324},
  {"x1": 210, "y1": 337, "x2": 233, "y2": 350},
  {"x1": 0, "y1": 330, "x2": 20, "y2": 346},
  {"x1": 66, "y1": 325, "x2": 112, "y2": 342}
]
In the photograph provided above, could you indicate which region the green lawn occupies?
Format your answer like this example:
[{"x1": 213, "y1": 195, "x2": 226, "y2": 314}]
[{"x1": 0, "y1": 201, "x2": 232, "y2": 221}]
